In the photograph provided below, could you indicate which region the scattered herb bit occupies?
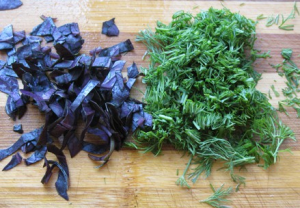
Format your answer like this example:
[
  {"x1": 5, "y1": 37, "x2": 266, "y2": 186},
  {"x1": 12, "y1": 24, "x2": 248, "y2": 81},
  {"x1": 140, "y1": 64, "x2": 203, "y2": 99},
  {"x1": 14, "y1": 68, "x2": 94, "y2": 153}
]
[
  {"x1": 271, "y1": 85, "x2": 280, "y2": 97},
  {"x1": 0, "y1": 16, "x2": 149, "y2": 200},
  {"x1": 135, "y1": 8, "x2": 295, "y2": 205},
  {"x1": 102, "y1": 18, "x2": 120, "y2": 37},
  {"x1": 240, "y1": 3, "x2": 245, "y2": 6},
  {"x1": 13, "y1": 124, "x2": 23, "y2": 134},
  {"x1": 259, "y1": 2, "x2": 299, "y2": 31},
  {"x1": 2, "y1": 152, "x2": 22, "y2": 171},
  {"x1": 257, "y1": 14, "x2": 267, "y2": 20},
  {"x1": 0, "y1": 0, "x2": 22, "y2": 11},
  {"x1": 281, "y1": 48, "x2": 293, "y2": 60},
  {"x1": 279, "y1": 1, "x2": 299, "y2": 31},
  {"x1": 273, "y1": 48, "x2": 300, "y2": 117},
  {"x1": 200, "y1": 184, "x2": 233, "y2": 208},
  {"x1": 266, "y1": 16, "x2": 275, "y2": 27},
  {"x1": 268, "y1": 90, "x2": 272, "y2": 100},
  {"x1": 274, "y1": 14, "x2": 280, "y2": 25}
]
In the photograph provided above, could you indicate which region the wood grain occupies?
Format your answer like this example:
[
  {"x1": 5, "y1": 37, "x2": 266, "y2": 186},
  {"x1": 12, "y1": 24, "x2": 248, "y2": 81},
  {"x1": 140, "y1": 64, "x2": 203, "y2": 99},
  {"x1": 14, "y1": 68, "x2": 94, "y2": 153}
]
[{"x1": 1, "y1": 0, "x2": 300, "y2": 207}]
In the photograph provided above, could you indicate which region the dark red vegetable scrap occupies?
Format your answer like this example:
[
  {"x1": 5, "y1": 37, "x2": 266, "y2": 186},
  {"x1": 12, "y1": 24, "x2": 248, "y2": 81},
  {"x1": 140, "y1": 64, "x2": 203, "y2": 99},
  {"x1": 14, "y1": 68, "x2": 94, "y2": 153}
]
[
  {"x1": 13, "y1": 124, "x2": 23, "y2": 133},
  {"x1": 102, "y1": 18, "x2": 120, "y2": 37},
  {"x1": 0, "y1": 16, "x2": 152, "y2": 200},
  {"x1": 0, "y1": 0, "x2": 22, "y2": 11},
  {"x1": 2, "y1": 152, "x2": 22, "y2": 171},
  {"x1": 127, "y1": 62, "x2": 139, "y2": 78},
  {"x1": 0, "y1": 127, "x2": 43, "y2": 161}
]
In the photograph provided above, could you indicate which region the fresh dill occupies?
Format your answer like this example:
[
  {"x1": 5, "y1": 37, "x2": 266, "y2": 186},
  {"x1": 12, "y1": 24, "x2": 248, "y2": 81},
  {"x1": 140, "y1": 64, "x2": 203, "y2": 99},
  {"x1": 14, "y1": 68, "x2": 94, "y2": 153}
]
[{"x1": 135, "y1": 8, "x2": 295, "y2": 207}]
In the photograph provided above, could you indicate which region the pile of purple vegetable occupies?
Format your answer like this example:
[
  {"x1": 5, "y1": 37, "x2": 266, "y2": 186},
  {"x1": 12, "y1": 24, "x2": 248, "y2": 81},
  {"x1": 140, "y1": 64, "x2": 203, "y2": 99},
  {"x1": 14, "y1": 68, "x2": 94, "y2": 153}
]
[{"x1": 0, "y1": 16, "x2": 152, "y2": 200}]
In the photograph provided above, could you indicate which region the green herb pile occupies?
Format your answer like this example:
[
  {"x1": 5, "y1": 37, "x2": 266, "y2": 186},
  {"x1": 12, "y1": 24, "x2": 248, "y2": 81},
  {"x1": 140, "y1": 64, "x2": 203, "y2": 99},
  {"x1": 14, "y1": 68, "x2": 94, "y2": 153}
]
[{"x1": 134, "y1": 7, "x2": 295, "y2": 207}]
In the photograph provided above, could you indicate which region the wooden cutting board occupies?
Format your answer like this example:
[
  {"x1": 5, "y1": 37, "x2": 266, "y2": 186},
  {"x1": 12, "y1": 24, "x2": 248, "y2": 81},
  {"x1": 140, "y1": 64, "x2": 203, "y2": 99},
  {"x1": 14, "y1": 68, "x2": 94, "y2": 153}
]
[{"x1": 0, "y1": 0, "x2": 300, "y2": 207}]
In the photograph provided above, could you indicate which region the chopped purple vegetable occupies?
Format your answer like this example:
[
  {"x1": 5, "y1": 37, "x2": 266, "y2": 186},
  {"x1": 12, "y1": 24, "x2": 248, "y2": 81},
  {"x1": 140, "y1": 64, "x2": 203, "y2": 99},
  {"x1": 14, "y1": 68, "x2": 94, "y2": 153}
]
[
  {"x1": 0, "y1": 0, "x2": 22, "y2": 11},
  {"x1": 102, "y1": 18, "x2": 120, "y2": 37},
  {"x1": 2, "y1": 152, "x2": 22, "y2": 171},
  {"x1": 127, "y1": 62, "x2": 139, "y2": 78},
  {"x1": 13, "y1": 124, "x2": 23, "y2": 133},
  {"x1": 0, "y1": 16, "x2": 152, "y2": 201}
]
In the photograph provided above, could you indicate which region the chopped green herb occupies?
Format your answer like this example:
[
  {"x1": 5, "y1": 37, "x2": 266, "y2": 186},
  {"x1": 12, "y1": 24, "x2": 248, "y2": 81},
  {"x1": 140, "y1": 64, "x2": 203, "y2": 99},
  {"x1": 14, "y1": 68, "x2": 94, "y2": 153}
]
[
  {"x1": 135, "y1": 8, "x2": 295, "y2": 206},
  {"x1": 240, "y1": 3, "x2": 245, "y2": 6},
  {"x1": 274, "y1": 14, "x2": 280, "y2": 25},
  {"x1": 266, "y1": 16, "x2": 275, "y2": 27},
  {"x1": 281, "y1": 48, "x2": 293, "y2": 60},
  {"x1": 271, "y1": 85, "x2": 280, "y2": 97},
  {"x1": 200, "y1": 184, "x2": 233, "y2": 208},
  {"x1": 268, "y1": 90, "x2": 272, "y2": 99},
  {"x1": 278, "y1": 2, "x2": 299, "y2": 31},
  {"x1": 260, "y1": 2, "x2": 299, "y2": 31},
  {"x1": 257, "y1": 14, "x2": 267, "y2": 20}
]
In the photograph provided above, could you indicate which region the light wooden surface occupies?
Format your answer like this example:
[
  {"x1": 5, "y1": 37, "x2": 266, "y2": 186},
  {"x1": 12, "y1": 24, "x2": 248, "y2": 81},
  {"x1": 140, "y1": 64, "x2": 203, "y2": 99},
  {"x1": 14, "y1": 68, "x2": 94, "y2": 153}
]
[{"x1": 1, "y1": 0, "x2": 300, "y2": 207}]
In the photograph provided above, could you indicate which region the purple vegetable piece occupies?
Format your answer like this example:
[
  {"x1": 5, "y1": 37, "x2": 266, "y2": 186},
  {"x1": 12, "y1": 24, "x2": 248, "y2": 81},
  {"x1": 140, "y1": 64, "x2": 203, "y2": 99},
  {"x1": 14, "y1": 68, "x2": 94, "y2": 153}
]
[
  {"x1": 24, "y1": 146, "x2": 47, "y2": 166},
  {"x1": 0, "y1": 69, "x2": 20, "y2": 97},
  {"x1": 53, "y1": 23, "x2": 84, "y2": 55},
  {"x1": 120, "y1": 101, "x2": 141, "y2": 118},
  {"x1": 13, "y1": 30, "x2": 25, "y2": 44},
  {"x1": 132, "y1": 112, "x2": 145, "y2": 132},
  {"x1": 92, "y1": 57, "x2": 111, "y2": 68},
  {"x1": 0, "y1": 25, "x2": 14, "y2": 50},
  {"x1": 126, "y1": 78, "x2": 136, "y2": 90},
  {"x1": 3, "y1": 67, "x2": 18, "y2": 78},
  {"x1": 127, "y1": 62, "x2": 139, "y2": 78},
  {"x1": 99, "y1": 39, "x2": 134, "y2": 57},
  {"x1": 80, "y1": 104, "x2": 95, "y2": 141},
  {"x1": 30, "y1": 17, "x2": 56, "y2": 37},
  {"x1": 87, "y1": 127, "x2": 109, "y2": 142},
  {"x1": 100, "y1": 60, "x2": 126, "y2": 90},
  {"x1": 54, "y1": 43, "x2": 74, "y2": 60},
  {"x1": 57, "y1": 23, "x2": 76, "y2": 36},
  {"x1": 47, "y1": 144, "x2": 69, "y2": 175},
  {"x1": 47, "y1": 144, "x2": 69, "y2": 200},
  {"x1": 22, "y1": 36, "x2": 42, "y2": 46},
  {"x1": 111, "y1": 82, "x2": 130, "y2": 107},
  {"x1": 41, "y1": 158, "x2": 54, "y2": 184},
  {"x1": 21, "y1": 141, "x2": 36, "y2": 153},
  {"x1": 116, "y1": 71, "x2": 124, "y2": 90},
  {"x1": 70, "y1": 79, "x2": 100, "y2": 112},
  {"x1": 112, "y1": 60, "x2": 126, "y2": 72},
  {"x1": 102, "y1": 18, "x2": 119, "y2": 37},
  {"x1": 82, "y1": 142, "x2": 109, "y2": 154},
  {"x1": 0, "y1": 127, "x2": 43, "y2": 161},
  {"x1": 13, "y1": 124, "x2": 23, "y2": 133},
  {"x1": 67, "y1": 132, "x2": 82, "y2": 158},
  {"x1": 101, "y1": 70, "x2": 117, "y2": 90},
  {"x1": 0, "y1": 0, "x2": 22, "y2": 11},
  {"x1": 89, "y1": 46, "x2": 102, "y2": 56},
  {"x1": 44, "y1": 159, "x2": 69, "y2": 200},
  {"x1": 2, "y1": 152, "x2": 22, "y2": 171},
  {"x1": 55, "y1": 167, "x2": 69, "y2": 200},
  {"x1": 144, "y1": 112, "x2": 153, "y2": 127}
]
